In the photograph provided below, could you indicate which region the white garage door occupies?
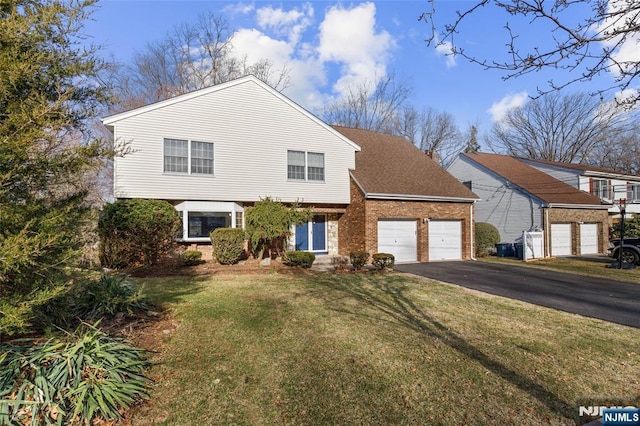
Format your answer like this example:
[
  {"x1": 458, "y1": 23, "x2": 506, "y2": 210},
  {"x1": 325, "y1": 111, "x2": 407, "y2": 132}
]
[
  {"x1": 580, "y1": 223, "x2": 599, "y2": 255},
  {"x1": 377, "y1": 219, "x2": 417, "y2": 263},
  {"x1": 551, "y1": 223, "x2": 572, "y2": 256},
  {"x1": 429, "y1": 220, "x2": 462, "y2": 261}
]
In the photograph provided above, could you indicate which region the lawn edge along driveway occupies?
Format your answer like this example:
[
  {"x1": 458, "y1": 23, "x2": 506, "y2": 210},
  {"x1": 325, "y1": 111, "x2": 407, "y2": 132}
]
[{"x1": 396, "y1": 261, "x2": 640, "y2": 328}]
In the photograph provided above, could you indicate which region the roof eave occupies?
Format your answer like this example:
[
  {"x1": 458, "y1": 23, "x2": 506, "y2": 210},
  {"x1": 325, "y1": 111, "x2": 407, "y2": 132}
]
[
  {"x1": 545, "y1": 203, "x2": 612, "y2": 209},
  {"x1": 365, "y1": 192, "x2": 477, "y2": 203}
]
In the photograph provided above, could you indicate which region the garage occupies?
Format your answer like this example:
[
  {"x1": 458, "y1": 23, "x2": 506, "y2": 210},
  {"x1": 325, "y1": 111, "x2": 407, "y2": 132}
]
[
  {"x1": 377, "y1": 219, "x2": 417, "y2": 263},
  {"x1": 551, "y1": 223, "x2": 572, "y2": 256},
  {"x1": 580, "y1": 223, "x2": 599, "y2": 255},
  {"x1": 428, "y1": 220, "x2": 462, "y2": 261}
]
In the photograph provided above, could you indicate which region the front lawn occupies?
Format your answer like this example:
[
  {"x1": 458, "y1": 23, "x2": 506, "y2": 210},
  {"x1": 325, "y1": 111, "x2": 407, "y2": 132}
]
[{"x1": 126, "y1": 271, "x2": 639, "y2": 425}]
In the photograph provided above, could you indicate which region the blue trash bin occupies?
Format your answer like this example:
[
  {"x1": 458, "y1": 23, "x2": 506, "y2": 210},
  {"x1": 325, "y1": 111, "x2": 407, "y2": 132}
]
[{"x1": 495, "y1": 243, "x2": 513, "y2": 257}]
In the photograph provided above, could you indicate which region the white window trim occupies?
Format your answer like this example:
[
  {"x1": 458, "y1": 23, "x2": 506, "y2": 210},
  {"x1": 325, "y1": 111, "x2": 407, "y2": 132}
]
[
  {"x1": 287, "y1": 150, "x2": 325, "y2": 182},
  {"x1": 174, "y1": 201, "x2": 243, "y2": 242},
  {"x1": 163, "y1": 138, "x2": 215, "y2": 176}
]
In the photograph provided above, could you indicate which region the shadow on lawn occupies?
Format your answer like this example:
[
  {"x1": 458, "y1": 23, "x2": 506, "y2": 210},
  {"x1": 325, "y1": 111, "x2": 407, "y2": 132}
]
[{"x1": 312, "y1": 273, "x2": 575, "y2": 422}]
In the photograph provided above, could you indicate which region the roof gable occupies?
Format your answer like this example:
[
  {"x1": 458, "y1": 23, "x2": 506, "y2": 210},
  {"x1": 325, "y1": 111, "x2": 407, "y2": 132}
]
[
  {"x1": 463, "y1": 153, "x2": 606, "y2": 206},
  {"x1": 333, "y1": 126, "x2": 478, "y2": 201},
  {"x1": 103, "y1": 75, "x2": 360, "y2": 151}
]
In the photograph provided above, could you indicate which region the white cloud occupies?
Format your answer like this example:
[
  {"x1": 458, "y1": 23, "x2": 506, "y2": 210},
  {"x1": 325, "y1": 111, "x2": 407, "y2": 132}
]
[
  {"x1": 592, "y1": 0, "x2": 640, "y2": 77},
  {"x1": 489, "y1": 92, "x2": 529, "y2": 122},
  {"x1": 222, "y1": 3, "x2": 254, "y2": 15},
  {"x1": 435, "y1": 40, "x2": 457, "y2": 68},
  {"x1": 317, "y1": 2, "x2": 395, "y2": 95}
]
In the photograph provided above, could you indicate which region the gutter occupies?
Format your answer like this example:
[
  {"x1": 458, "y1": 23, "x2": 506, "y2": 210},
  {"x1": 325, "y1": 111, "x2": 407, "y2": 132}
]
[{"x1": 545, "y1": 203, "x2": 612, "y2": 209}]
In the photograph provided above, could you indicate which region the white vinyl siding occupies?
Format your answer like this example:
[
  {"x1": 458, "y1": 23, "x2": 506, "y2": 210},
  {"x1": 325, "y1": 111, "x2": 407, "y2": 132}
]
[
  {"x1": 110, "y1": 78, "x2": 356, "y2": 203},
  {"x1": 429, "y1": 220, "x2": 462, "y2": 261},
  {"x1": 377, "y1": 219, "x2": 417, "y2": 263},
  {"x1": 551, "y1": 223, "x2": 572, "y2": 256}
]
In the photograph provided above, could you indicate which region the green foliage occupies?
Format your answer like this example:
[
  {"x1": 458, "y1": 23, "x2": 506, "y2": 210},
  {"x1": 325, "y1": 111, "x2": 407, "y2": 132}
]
[
  {"x1": 180, "y1": 250, "x2": 203, "y2": 266},
  {"x1": 283, "y1": 251, "x2": 316, "y2": 268},
  {"x1": 475, "y1": 222, "x2": 501, "y2": 257},
  {"x1": 210, "y1": 228, "x2": 246, "y2": 265},
  {"x1": 349, "y1": 251, "x2": 370, "y2": 270},
  {"x1": 0, "y1": 326, "x2": 151, "y2": 425},
  {"x1": 97, "y1": 199, "x2": 181, "y2": 268},
  {"x1": 372, "y1": 253, "x2": 395, "y2": 270},
  {"x1": 0, "y1": 0, "x2": 112, "y2": 336},
  {"x1": 610, "y1": 214, "x2": 640, "y2": 239},
  {"x1": 245, "y1": 198, "x2": 311, "y2": 258},
  {"x1": 70, "y1": 275, "x2": 150, "y2": 321}
]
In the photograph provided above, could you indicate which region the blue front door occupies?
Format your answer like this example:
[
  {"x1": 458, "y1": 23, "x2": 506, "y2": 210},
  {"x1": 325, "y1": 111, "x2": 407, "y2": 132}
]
[{"x1": 295, "y1": 215, "x2": 326, "y2": 253}]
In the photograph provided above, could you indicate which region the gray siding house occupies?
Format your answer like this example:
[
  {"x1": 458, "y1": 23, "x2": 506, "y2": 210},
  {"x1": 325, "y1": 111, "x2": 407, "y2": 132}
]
[{"x1": 448, "y1": 153, "x2": 610, "y2": 257}]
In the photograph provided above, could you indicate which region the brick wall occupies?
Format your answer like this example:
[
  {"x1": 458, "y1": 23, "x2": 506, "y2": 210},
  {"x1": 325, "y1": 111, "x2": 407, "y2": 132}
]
[
  {"x1": 339, "y1": 180, "x2": 474, "y2": 261},
  {"x1": 547, "y1": 207, "x2": 609, "y2": 255}
]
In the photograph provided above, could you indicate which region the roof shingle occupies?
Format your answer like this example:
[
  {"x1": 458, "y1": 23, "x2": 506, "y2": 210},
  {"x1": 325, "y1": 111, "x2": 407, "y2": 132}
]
[
  {"x1": 463, "y1": 152, "x2": 606, "y2": 205},
  {"x1": 333, "y1": 126, "x2": 478, "y2": 200}
]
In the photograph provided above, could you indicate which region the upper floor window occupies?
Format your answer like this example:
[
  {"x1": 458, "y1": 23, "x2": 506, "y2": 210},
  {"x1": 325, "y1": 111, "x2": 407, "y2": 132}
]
[
  {"x1": 287, "y1": 150, "x2": 324, "y2": 181},
  {"x1": 628, "y1": 182, "x2": 640, "y2": 201},
  {"x1": 590, "y1": 178, "x2": 611, "y2": 200},
  {"x1": 164, "y1": 138, "x2": 214, "y2": 175}
]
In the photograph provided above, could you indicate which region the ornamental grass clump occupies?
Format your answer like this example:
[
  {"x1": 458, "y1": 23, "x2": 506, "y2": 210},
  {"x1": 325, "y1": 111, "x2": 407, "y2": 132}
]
[{"x1": 0, "y1": 326, "x2": 151, "y2": 425}]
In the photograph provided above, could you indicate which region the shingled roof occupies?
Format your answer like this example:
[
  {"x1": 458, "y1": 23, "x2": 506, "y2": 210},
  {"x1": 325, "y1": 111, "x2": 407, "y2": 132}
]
[
  {"x1": 522, "y1": 157, "x2": 640, "y2": 178},
  {"x1": 463, "y1": 152, "x2": 607, "y2": 206},
  {"x1": 333, "y1": 126, "x2": 478, "y2": 201}
]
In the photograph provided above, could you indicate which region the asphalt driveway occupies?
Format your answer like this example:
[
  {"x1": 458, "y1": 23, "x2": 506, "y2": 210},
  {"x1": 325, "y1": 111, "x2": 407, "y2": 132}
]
[{"x1": 396, "y1": 261, "x2": 640, "y2": 328}]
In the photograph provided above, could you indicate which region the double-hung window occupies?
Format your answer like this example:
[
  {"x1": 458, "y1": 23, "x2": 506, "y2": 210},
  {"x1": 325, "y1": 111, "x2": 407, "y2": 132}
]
[
  {"x1": 164, "y1": 138, "x2": 214, "y2": 175},
  {"x1": 287, "y1": 150, "x2": 324, "y2": 182}
]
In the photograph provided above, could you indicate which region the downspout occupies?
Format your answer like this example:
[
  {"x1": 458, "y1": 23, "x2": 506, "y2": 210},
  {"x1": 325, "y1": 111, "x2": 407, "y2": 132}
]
[
  {"x1": 470, "y1": 203, "x2": 476, "y2": 261},
  {"x1": 544, "y1": 207, "x2": 550, "y2": 258}
]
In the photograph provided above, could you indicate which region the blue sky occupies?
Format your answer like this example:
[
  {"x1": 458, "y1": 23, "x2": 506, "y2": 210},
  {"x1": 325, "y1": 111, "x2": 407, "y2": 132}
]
[{"x1": 85, "y1": 1, "x2": 621, "y2": 134}]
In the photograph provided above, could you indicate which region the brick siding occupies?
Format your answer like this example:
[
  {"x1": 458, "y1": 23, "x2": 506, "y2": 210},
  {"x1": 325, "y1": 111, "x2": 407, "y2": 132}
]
[
  {"x1": 339, "y1": 179, "x2": 474, "y2": 261},
  {"x1": 546, "y1": 207, "x2": 609, "y2": 255}
]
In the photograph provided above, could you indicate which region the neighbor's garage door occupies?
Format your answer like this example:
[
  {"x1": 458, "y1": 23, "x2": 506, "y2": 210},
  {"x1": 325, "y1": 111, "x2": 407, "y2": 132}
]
[
  {"x1": 551, "y1": 223, "x2": 572, "y2": 256},
  {"x1": 428, "y1": 220, "x2": 462, "y2": 261},
  {"x1": 377, "y1": 219, "x2": 417, "y2": 263},
  {"x1": 580, "y1": 223, "x2": 599, "y2": 255}
]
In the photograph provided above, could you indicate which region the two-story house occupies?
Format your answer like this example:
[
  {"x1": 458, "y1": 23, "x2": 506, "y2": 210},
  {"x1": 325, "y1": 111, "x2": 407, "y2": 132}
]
[
  {"x1": 520, "y1": 159, "x2": 640, "y2": 221},
  {"x1": 103, "y1": 76, "x2": 478, "y2": 262}
]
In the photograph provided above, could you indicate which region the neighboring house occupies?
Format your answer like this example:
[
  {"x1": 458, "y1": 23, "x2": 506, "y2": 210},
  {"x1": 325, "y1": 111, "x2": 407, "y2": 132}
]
[
  {"x1": 520, "y1": 158, "x2": 640, "y2": 220},
  {"x1": 447, "y1": 153, "x2": 610, "y2": 257},
  {"x1": 103, "y1": 75, "x2": 478, "y2": 262}
]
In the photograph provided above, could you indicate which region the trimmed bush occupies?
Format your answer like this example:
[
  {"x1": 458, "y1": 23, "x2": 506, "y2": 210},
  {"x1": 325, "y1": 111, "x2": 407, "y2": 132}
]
[
  {"x1": 349, "y1": 251, "x2": 369, "y2": 270},
  {"x1": 0, "y1": 326, "x2": 151, "y2": 425},
  {"x1": 210, "y1": 228, "x2": 246, "y2": 265},
  {"x1": 475, "y1": 222, "x2": 501, "y2": 257},
  {"x1": 98, "y1": 199, "x2": 181, "y2": 268},
  {"x1": 180, "y1": 250, "x2": 203, "y2": 266},
  {"x1": 372, "y1": 253, "x2": 395, "y2": 270},
  {"x1": 283, "y1": 251, "x2": 316, "y2": 268}
]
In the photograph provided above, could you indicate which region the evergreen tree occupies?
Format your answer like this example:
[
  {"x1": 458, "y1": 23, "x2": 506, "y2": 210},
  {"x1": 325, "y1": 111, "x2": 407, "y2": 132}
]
[
  {"x1": 0, "y1": 0, "x2": 111, "y2": 337},
  {"x1": 464, "y1": 124, "x2": 480, "y2": 153}
]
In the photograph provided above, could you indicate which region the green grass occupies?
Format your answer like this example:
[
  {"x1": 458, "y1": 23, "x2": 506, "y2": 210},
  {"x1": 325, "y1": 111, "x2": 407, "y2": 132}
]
[
  {"x1": 126, "y1": 271, "x2": 640, "y2": 425},
  {"x1": 481, "y1": 255, "x2": 640, "y2": 284}
]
